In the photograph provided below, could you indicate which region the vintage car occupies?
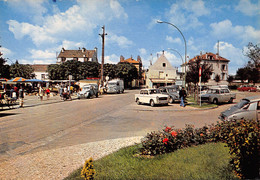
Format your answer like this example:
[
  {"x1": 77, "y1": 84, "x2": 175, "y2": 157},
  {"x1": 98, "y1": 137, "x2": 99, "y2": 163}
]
[
  {"x1": 77, "y1": 84, "x2": 99, "y2": 99},
  {"x1": 200, "y1": 88, "x2": 236, "y2": 104},
  {"x1": 219, "y1": 96, "x2": 260, "y2": 121},
  {"x1": 237, "y1": 85, "x2": 257, "y2": 92},
  {"x1": 135, "y1": 89, "x2": 169, "y2": 107},
  {"x1": 158, "y1": 86, "x2": 180, "y2": 103}
]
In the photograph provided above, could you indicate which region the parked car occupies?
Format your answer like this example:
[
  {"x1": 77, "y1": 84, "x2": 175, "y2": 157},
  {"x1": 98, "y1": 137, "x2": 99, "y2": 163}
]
[
  {"x1": 77, "y1": 84, "x2": 99, "y2": 99},
  {"x1": 200, "y1": 88, "x2": 236, "y2": 104},
  {"x1": 158, "y1": 86, "x2": 180, "y2": 103},
  {"x1": 106, "y1": 79, "x2": 124, "y2": 93},
  {"x1": 219, "y1": 96, "x2": 260, "y2": 121},
  {"x1": 237, "y1": 85, "x2": 257, "y2": 92},
  {"x1": 135, "y1": 89, "x2": 169, "y2": 107}
]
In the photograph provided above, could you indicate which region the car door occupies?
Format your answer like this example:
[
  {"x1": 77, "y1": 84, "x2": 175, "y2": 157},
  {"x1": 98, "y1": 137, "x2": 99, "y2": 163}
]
[{"x1": 257, "y1": 101, "x2": 260, "y2": 121}]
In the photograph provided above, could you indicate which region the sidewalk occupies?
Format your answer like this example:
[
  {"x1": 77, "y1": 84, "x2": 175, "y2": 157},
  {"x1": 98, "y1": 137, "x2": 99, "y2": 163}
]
[{"x1": 0, "y1": 93, "x2": 78, "y2": 110}]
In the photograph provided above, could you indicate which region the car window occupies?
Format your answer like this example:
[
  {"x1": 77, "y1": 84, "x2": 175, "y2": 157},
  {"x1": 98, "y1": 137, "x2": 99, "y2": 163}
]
[
  {"x1": 150, "y1": 89, "x2": 158, "y2": 94},
  {"x1": 236, "y1": 99, "x2": 250, "y2": 109},
  {"x1": 224, "y1": 89, "x2": 229, "y2": 93},
  {"x1": 144, "y1": 90, "x2": 148, "y2": 95},
  {"x1": 257, "y1": 101, "x2": 260, "y2": 110},
  {"x1": 248, "y1": 102, "x2": 257, "y2": 111},
  {"x1": 220, "y1": 89, "x2": 225, "y2": 93}
]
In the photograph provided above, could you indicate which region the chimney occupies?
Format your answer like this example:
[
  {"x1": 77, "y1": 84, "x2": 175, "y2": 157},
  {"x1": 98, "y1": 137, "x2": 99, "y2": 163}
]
[
  {"x1": 162, "y1": 50, "x2": 164, "y2": 54},
  {"x1": 120, "y1": 55, "x2": 125, "y2": 62},
  {"x1": 61, "y1": 47, "x2": 65, "y2": 52}
]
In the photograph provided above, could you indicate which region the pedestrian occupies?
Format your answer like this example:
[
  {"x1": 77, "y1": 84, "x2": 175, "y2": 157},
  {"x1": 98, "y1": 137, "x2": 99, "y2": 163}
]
[
  {"x1": 179, "y1": 87, "x2": 187, "y2": 107},
  {"x1": 39, "y1": 86, "x2": 44, "y2": 101},
  {"x1": 46, "y1": 88, "x2": 50, "y2": 100},
  {"x1": 18, "y1": 86, "x2": 24, "y2": 108}
]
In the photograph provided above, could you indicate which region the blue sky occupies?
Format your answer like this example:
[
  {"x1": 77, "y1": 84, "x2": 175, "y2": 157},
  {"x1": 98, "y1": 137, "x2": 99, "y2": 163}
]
[{"x1": 0, "y1": 0, "x2": 259, "y2": 75}]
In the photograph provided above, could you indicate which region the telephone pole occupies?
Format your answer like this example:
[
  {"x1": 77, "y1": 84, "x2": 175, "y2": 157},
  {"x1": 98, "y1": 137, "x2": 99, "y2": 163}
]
[{"x1": 99, "y1": 25, "x2": 107, "y2": 86}]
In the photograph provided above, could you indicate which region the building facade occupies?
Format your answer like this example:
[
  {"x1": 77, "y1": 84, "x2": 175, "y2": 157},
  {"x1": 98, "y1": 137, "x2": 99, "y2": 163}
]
[
  {"x1": 187, "y1": 52, "x2": 230, "y2": 85},
  {"x1": 57, "y1": 47, "x2": 98, "y2": 64},
  {"x1": 146, "y1": 51, "x2": 178, "y2": 88},
  {"x1": 31, "y1": 64, "x2": 49, "y2": 80}
]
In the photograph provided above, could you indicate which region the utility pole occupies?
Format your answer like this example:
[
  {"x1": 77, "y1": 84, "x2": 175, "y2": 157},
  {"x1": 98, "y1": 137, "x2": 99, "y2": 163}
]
[{"x1": 99, "y1": 25, "x2": 107, "y2": 86}]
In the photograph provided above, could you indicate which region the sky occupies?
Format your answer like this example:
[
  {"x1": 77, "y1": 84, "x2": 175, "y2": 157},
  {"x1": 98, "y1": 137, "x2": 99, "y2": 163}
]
[{"x1": 0, "y1": 0, "x2": 259, "y2": 75}]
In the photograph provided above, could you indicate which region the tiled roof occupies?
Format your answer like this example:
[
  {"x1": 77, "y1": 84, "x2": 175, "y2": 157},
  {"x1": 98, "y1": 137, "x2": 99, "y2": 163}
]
[
  {"x1": 31, "y1": 64, "x2": 49, "y2": 72},
  {"x1": 57, "y1": 49, "x2": 95, "y2": 58},
  {"x1": 188, "y1": 52, "x2": 229, "y2": 64},
  {"x1": 123, "y1": 58, "x2": 140, "y2": 64}
]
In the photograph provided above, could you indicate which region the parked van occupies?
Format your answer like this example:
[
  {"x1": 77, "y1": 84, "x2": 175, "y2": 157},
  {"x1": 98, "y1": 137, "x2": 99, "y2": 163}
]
[{"x1": 106, "y1": 79, "x2": 124, "y2": 93}]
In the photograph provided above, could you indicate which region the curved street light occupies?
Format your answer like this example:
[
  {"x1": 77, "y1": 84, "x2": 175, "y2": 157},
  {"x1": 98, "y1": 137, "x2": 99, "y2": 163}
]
[
  {"x1": 157, "y1": 20, "x2": 187, "y2": 87},
  {"x1": 167, "y1": 48, "x2": 184, "y2": 64}
]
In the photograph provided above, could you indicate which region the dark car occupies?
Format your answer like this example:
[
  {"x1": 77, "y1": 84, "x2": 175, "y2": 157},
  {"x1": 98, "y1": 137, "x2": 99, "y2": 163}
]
[
  {"x1": 158, "y1": 85, "x2": 180, "y2": 103},
  {"x1": 219, "y1": 96, "x2": 260, "y2": 121}
]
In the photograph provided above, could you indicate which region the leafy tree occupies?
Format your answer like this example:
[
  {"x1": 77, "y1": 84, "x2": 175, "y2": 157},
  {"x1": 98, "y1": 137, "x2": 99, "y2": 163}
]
[
  {"x1": 0, "y1": 51, "x2": 10, "y2": 78},
  {"x1": 103, "y1": 63, "x2": 117, "y2": 79},
  {"x1": 47, "y1": 64, "x2": 63, "y2": 80},
  {"x1": 79, "y1": 61, "x2": 100, "y2": 79},
  {"x1": 236, "y1": 67, "x2": 248, "y2": 83},
  {"x1": 227, "y1": 75, "x2": 234, "y2": 84},
  {"x1": 116, "y1": 62, "x2": 138, "y2": 87},
  {"x1": 186, "y1": 58, "x2": 213, "y2": 86},
  {"x1": 214, "y1": 74, "x2": 221, "y2": 84},
  {"x1": 9, "y1": 60, "x2": 34, "y2": 79},
  {"x1": 243, "y1": 42, "x2": 260, "y2": 68}
]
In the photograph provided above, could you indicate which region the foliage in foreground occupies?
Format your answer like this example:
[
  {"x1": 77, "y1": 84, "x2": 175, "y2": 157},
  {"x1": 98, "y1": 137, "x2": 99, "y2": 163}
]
[
  {"x1": 140, "y1": 120, "x2": 259, "y2": 179},
  {"x1": 65, "y1": 143, "x2": 236, "y2": 180},
  {"x1": 81, "y1": 158, "x2": 95, "y2": 180}
]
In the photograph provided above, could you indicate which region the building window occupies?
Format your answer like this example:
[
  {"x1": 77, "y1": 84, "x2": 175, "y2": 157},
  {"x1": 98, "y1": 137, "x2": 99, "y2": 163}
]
[
  {"x1": 162, "y1": 63, "x2": 166, "y2": 67},
  {"x1": 41, "y1": 74, "x2": 45, "y2": 80},
  {"x1": 222, "y1": 64, "x2": 226, "y2": 71}
]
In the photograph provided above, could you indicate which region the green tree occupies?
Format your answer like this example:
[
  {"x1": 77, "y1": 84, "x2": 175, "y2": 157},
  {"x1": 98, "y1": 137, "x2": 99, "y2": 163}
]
[
  {"x1": 47, "y1": 64, "x2": 63, "y2": 80},
  {"x1": 186, "y1": 58, "x2": 213, "y2": 86},
  {"x1": 103, "y1": 63, "x2": 117, "y2": 79},
  {"x1": 0, "y1": 51, "x2": 10, "y2": 78},
  {"x1": 244, "y1": 42, "x2": 260, "y2": 68},
  {"x1": 79, "y1": 61, "x2": 100, "y2": 79},
  {"x1": 236, "y1": 67, "x2": 249, "y2": 83},
  {"x1": 9, "y1": 60, "x2": 34, "y2": 79},
  {"x1": 116, "y1": 62, "x2": 138, "y2": 87},
  {"x1": 227, "y1": 75, "x2": 234, "y2": 84}
]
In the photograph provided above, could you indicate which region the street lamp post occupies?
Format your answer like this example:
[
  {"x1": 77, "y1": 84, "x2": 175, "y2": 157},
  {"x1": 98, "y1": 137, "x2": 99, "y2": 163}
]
[{"x1": 157, "y1": 20, "x2": 187, "y2": 88}]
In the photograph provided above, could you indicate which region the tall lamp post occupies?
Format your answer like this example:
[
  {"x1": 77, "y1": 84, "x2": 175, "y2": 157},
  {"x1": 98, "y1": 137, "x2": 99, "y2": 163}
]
[
  {"x1": 157, "y1": 20, "x2": 187, "y2": 88},
  {"x1": 99, "y1": 25, "x2": 107, "y2": 86}
]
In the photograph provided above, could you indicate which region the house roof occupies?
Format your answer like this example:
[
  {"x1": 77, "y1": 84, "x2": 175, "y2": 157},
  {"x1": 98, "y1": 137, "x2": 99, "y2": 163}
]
[
  {"x1": 31, "y1": 64, "x2": 49, "y2": 72},
  {"x1": 122, "y1": 58, "x2": 140, "y2": 64},
  {"x1": 149, "y1": 54, "x2": 176, "y2": 70},
  {"x1": 188, "y1": 52, "x2": 229, "y2": 64},
  {"x1": 57, "y1": 49, "x2": 95, "y2": 58}
]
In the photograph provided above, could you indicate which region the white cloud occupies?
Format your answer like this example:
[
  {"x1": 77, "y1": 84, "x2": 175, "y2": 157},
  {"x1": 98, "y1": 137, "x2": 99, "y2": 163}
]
[
  {"x1": 0, "y1": 46, "x2": 13, "y2": 57},
  {"x1": 210, "y1": 19, "x2": 260, "y2": 44},
  {"x1": 166, "y1": 36, "x2": 182, "y2": 44},
  {"x1": 167, "y1": 0, "x2": 209, "y2": 29},
  {"x1": 7, "y1": 0, "x2": 128, "y2": 47},
  {"x1": 214, "y1": 41, "x2": 248, "y2": 75},
  {"x1": 107, "y1": 33, "x2": 133, "y2": 48},
  {"x1": 60, "y1": 40, "x2": 85, "y2": 50},
  {"x1": 235, "y1": 0, "x2": 260, "y2": 16},
  {"x1": 104, "y1": 54, "x2": 120, "y2": 64},
  {"x1": 5, "y1": 0, "x2": 47, "y2": 24},
  {"x1": 29, "y1": 49, "x2": 56, "y2": 60},
  {"x1": 139, "y1": 48, "x2": 147, "y2": 55}
]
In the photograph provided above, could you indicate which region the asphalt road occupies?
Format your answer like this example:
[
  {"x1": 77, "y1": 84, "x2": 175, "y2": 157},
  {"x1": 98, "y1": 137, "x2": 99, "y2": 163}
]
[{"x1": 0, "y1": 90, "x2": 259, "y2": 162}]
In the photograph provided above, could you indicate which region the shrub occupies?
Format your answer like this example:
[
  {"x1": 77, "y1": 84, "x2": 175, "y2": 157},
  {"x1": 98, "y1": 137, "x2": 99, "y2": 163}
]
[
  {"x1": 213, "y1": 120, "x2": 260, "y2": 179},
  {"x1": 81, "y1": 157, "x2": 95, "y2": 180}
]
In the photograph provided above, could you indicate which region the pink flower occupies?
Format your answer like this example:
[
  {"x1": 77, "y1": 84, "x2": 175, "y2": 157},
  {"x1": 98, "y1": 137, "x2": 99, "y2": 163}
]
[
  {"x1": 163, "y1": 138, "x2": 169, "y2": 145},
  {"x1": 171, "y1": 131, "x2": 177, "y2": 137}
]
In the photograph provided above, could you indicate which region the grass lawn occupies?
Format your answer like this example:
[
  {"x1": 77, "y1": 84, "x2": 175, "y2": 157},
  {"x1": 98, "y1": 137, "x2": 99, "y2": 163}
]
[
  {"x1": 186, "y1": 96, "x2": 218, "y2": 109},
  {"x1": 65, "y1": 143, "x2": 238, "y2": 180}
]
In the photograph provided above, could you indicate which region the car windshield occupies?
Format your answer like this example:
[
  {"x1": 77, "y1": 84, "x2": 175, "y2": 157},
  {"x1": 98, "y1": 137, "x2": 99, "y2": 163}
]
[
  {"x1": 235, "y1": 99, "x2": 250, "y2": 108},
  {"x1": 83, "y1": 86, "x2": 90, "y2": 90},
  {"x1": 167, "y1": 88, "x2": 177, "y2": 93},
  {"x1": 150, "y1": 89, "x2": 159, "y2": 94},
  {"x1": 108, "y1": 83, "x2": 117, "y2": 86}
]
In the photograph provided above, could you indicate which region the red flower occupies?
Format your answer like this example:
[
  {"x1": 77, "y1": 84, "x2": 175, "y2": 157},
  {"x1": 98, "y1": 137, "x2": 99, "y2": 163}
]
[
  {"x1": 200, "y1": 133, "x2": 204, "y2": 137},
  {"x1": 165, "y1": 127, "x2": 171, "y2": 132},
  {"x1": 171, "y1": 131, "x2": 177, "y2": 137},
  {"x1": 163, "y1": 138, "x2": 169, "y2": 144}
]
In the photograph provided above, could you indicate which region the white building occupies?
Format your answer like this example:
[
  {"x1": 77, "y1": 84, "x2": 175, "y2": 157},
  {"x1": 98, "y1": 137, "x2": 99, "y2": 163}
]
[
  {"x1": 56, "y1": 47, "x2": 98, "y2": 64},
  {"x1": 146, "y1": 51, "x2": 178, "y2": 88},
  {"x1": 31, "y1": 64, "x2": 49, "y2": 80}
]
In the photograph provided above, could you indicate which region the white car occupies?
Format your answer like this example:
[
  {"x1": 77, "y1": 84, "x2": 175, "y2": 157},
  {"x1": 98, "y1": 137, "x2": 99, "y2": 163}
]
[{"x1": 135, "y1": 89, "x2": 169, "y2": 107}]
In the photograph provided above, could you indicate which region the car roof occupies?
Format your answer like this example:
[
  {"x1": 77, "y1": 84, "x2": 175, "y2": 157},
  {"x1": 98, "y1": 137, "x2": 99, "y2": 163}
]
[{"x1": 243, "y1": 96, "x2": 260, "y2": 102}]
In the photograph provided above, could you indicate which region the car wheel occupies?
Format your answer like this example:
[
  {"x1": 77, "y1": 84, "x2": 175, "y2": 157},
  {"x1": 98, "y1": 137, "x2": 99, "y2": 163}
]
[
  {"x1": 228, "y1": 98, "x2": 233, "y2": 103},
  {"x1": 169, "y1": 97, "x2": 174, "y2": 104},
  {"x1": 150, "y1": 100, "x2": 155, "y2": 107},
  {"x1": 136, "y1": 98, "x2": 140, "y2": 105},
  {"x1": 96, "y1": 93, "x2": 98, "y2": 98},
  {"x1": 213, "y1": 98, "x2": 218, "y2": 105}
]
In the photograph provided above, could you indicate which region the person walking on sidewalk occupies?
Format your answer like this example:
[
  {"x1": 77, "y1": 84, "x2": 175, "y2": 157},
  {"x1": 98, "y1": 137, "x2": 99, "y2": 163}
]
[
  {"x1": 18, "y1": 86, "x2": 24, "y2": 108},
  {"x1": 46, "y1": 88, "x2": 50, "y2": 100},
  {"x1": 39, "y1": 86, "x2": 44, "y2": 101},
  {"x1": 179, "y1": 87, "x2": 187, "y2": 107}
]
